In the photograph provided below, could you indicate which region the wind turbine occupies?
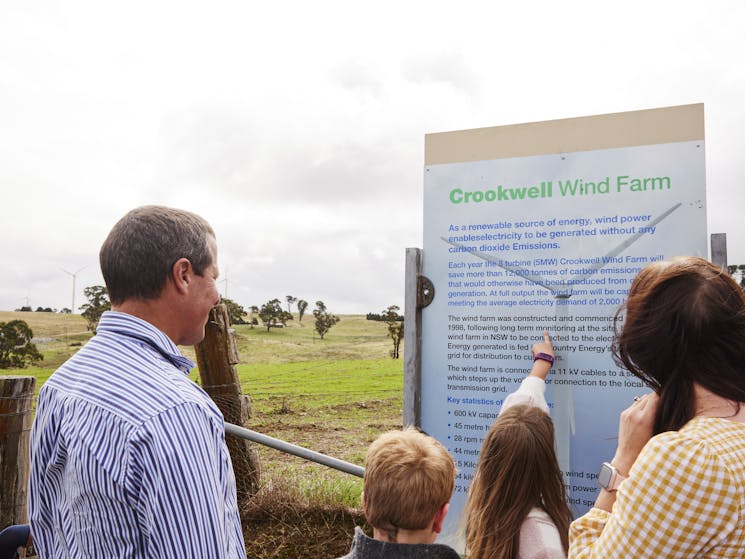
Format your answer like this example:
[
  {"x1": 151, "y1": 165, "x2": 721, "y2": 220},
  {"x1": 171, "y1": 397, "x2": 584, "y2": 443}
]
[
  {"x1": 220, "y1": 266, "x2": 230, "y2": 300},
  {"x1": 61, "y1": 266, "x2": 87, "y2": 314}
]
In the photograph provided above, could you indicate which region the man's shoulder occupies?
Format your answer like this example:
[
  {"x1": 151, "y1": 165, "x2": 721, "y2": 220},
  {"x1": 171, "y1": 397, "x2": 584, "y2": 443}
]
[
  {"x1": 47, "y1": 340, "x2": 187, "y2": 389},
  {"x1": 40, "y1": 335, "x2": 212, "y2": 428}
]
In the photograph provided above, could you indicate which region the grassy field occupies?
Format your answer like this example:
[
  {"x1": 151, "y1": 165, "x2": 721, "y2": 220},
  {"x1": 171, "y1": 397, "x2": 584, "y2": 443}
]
[{"x1": 1, "y1": 310, "x2": 404, "y2": 557}]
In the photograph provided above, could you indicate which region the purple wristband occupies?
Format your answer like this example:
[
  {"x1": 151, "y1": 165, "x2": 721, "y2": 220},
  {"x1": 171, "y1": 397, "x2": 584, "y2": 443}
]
[{"x1": 534, "y1": 352, "x2": 554, "y2": 365}]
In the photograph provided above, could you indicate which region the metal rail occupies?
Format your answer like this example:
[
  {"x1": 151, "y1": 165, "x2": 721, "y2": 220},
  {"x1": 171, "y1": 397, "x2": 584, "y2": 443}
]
[{"x1": 224, "y1": 422, "x2": 365, "y2": 478}]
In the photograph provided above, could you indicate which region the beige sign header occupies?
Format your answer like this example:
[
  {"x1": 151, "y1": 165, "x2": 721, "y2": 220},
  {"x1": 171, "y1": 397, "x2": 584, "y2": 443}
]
[{"x1": 425, "y1": 103, "x2": 704, "y2": 165}]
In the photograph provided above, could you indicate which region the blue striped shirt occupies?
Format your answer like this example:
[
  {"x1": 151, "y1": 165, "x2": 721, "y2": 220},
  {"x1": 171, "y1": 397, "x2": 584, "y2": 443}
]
[{"x1": 28, "y1": 311, "x2": 247, "y2": 558}]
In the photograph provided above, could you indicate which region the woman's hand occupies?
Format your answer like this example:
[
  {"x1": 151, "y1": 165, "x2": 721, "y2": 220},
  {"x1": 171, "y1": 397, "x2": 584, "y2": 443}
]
[
  {"x1": 612, "y1": 391, "x2": 659, "y2": 476},
  {"x1": 529, "y1": 330, "x2": 554, "y2": 381},
  {"x1": 593, "y1": 391, "x2": 659, "y2": 513}
]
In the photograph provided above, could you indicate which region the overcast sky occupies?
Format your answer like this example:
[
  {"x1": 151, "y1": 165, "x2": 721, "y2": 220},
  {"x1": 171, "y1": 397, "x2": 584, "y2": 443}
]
[{"x1": 1, "y1": 1, "x2": 744, "y2": 314}]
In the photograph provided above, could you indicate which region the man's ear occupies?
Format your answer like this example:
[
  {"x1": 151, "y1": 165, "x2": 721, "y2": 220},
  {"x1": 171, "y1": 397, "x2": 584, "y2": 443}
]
[
  {"x1": 360, "y1": 490, "x2": 366, "y2": 515},
  {"x1": 170, "y1": 258, "x2": 192, "y2": 295},
  {"x1": 432, "y1": 502, "x2": 449, "y2": 534}
]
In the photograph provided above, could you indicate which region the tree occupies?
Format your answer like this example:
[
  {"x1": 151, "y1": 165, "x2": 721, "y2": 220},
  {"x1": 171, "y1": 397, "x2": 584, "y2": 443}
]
[
  {"x1": 312, "y1": 300, "x2": 340, "y2": 340},
  {"x1": 297, "y1": 299, "x2": 308, "y2": 322},
  {"x1": 382, "y1": 305, "x2": 404, "y2": 359},
  {"x1": 249, "y1": 305, "x2": 260, "y2": 327},
  {"x1": 80, "y1": 285, "x2": 111, "y2": 332},
  {"x1": 286, "y1": 295, "x2": 298, "y2": 313},
  {"x1": 0, "y1": 320, "x2": 43, "y2": 369},
  {"x1": 222, "y1": 297, "x2": 247, "y2": 325},
  {"x1": 258, "y1": 299, "x2": 293, "y2": 332}
]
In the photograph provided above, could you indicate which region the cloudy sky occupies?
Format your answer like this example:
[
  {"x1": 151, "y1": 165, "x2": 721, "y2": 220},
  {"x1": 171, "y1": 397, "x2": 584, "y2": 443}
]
[{"x1": 1, "y1": 1, "x2": 744, "y2": 314}]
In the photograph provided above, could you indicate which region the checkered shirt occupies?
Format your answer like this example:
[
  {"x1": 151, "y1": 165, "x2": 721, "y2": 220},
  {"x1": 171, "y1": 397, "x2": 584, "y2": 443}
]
[{"x1": 569, "y1": 417, "x2": 745, "y2": 558}]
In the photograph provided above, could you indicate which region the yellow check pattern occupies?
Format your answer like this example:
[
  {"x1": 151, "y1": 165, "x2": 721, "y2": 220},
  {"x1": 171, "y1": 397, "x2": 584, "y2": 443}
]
[{"x1": 569, "y1": 417, "x2": 745, "y2": 558}]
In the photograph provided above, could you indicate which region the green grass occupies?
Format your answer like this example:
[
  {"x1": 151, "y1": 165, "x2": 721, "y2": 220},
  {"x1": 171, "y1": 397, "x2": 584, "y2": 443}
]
[
  {"x1": 224, "y1": 356, "x2": 402, "y2": 492},
  {"x1": 235, "y1": 358, "x2": 402, "y2": 408}
]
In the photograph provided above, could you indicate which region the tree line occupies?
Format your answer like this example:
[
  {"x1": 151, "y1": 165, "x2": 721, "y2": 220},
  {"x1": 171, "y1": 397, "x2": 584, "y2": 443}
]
[
  {"x1": 15, "y1": 306, "x2": 66, "y2": 313},
  {"x1": 2, "y1": 287, "x2": 405, "y2": 368},
  {"x1": 219, "y1": 295, "x2": 340, "y2": 340}
]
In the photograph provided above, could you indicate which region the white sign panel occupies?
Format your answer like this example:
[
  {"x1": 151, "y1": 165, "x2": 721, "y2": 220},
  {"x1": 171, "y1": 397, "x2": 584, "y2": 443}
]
[{"x1": 422, "y1": 139, "x2": 706, "y2": 547}]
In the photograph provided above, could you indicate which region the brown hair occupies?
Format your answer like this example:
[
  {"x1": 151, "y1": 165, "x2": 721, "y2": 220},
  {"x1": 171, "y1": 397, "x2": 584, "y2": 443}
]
[
  {"x1": 100, "y1": 206, "x2": 215, "y2": 305},
  {"x1": 463, "y1": 405, "x2": 571, "y2": 559},
  {"x1": 363, "y1": 428, "x2": 455, "y2": 541},
  {"x1": 613, "y1": 256, "x2": 745, "y2": 433}
]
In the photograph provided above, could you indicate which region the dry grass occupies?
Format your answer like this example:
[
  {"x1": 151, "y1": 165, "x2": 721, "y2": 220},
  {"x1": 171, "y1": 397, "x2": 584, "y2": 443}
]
[
  {"x1": 242, "y1": 475, "x2": 367, "y2": 558},
  {"x1": 204, "y1": 314, "x2": 392, "y2": 363},
  {"x1": 0, "y1": 311, "x2": 88, "y2": 338}
]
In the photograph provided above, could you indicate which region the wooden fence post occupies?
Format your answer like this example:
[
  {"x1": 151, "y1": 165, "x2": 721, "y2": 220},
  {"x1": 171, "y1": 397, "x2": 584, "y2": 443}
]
[
  {"x1": 195, "y1": 305, "x2": 261, "y2": 503},
  {"x1": 0, "y1": 375, "x2": 36, "y2": 529}
]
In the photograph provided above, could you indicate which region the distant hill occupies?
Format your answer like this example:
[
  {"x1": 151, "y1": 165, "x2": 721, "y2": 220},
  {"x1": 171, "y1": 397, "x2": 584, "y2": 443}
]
[{"x1": 0, "y1": 310, "x2": 397, "y2": 366}]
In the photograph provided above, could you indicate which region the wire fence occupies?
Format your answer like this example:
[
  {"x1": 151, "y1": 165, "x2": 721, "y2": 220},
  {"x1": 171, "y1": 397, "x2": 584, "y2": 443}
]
[{"x1": 2, "y1": 363, "x2": 399, "y2": 499}]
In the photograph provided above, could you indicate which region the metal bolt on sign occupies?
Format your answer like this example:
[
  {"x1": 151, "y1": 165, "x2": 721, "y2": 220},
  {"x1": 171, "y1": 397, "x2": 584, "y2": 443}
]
[{"x1": 417, "y1": 275, "x2": 435, "y2": 308}]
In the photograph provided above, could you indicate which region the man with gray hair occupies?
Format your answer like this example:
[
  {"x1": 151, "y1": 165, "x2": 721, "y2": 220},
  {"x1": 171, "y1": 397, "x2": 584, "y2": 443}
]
[{"x1": 28, "y1": 206, "x2": 246, "y2": 558}]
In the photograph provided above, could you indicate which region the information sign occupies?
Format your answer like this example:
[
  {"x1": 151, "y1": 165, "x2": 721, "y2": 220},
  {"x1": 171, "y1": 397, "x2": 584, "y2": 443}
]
[{"x1": 420, "y1": 104, "x2": 706, "y2": 547}]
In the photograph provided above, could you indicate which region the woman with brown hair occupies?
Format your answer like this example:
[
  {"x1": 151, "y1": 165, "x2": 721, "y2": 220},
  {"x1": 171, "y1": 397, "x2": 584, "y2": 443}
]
[
  {"x1": 570, "y1": 256, "x2": 745, "y2": 557},
  {"x1": 463, "y1": 331, "x2": 573, "y2": 559}
]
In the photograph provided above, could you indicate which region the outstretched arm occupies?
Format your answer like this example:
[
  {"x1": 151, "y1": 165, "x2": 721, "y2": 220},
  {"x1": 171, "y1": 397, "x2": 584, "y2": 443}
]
[
  {"x1": 501, "y1": 330, "x2": 555, "y2": 415},
  {"x1": 530, "y1": 330, "x2": 555, "y2": 381}
]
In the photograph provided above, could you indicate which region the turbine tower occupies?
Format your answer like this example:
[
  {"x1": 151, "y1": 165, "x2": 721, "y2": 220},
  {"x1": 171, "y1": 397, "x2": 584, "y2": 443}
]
[{"x1": 61, "y1": 266, "x2": 87, "y2": 314}]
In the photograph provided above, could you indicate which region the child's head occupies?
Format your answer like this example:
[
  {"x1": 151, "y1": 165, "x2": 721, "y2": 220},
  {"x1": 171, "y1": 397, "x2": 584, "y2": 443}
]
[
  {"x1": 464, "y1": 404, "x2": 571, "y2": 558},
  {"x1": 363, "y1": 428, "x2": 455, "y2": 540}
]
